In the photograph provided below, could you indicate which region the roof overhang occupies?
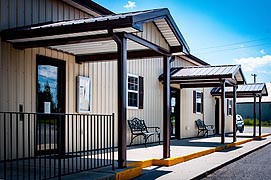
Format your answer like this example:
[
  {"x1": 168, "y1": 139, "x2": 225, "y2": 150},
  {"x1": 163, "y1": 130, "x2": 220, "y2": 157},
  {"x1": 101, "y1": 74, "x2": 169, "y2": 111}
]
[
  {"x1": 1, "y1": 8, "x2": 190, "y2": 62},
  {"x1": 159, "y1": 65, "x2": 246, "y2": 88},
  {"x1": 211, "y1": 83, "x2": 268, "y2": 98}
]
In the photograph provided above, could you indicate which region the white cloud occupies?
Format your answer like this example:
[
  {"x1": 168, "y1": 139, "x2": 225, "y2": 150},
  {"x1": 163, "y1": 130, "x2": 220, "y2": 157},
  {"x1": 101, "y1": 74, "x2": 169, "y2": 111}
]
[
  {"x1": 240, "y1": 44, "x2": 244, "y2": 48},
  {"x1": 234, "y1": 55, "x2": 271, "y2": 72},
  {"x1": 124, "y1": 1, "x2": 136, "y2": 9},
  {"x1": 260, "y1": 49, "x2": 265, "y2": 54},
  {"x1": 259, "y1": 70, "x2": 271, "y2": 74}
]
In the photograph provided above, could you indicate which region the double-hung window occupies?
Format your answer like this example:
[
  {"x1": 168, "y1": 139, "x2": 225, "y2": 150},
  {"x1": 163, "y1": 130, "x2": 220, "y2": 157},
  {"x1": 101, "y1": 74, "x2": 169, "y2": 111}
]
[
  {"x1": 193, "y1": 91, "x2": 203, "y2": 114},
  {"x1": 227, "y1": 99, "x2": 233, "y2": 116},
  {"x1": 127, "y1": 74, "x2": 144, "y2": 109}
]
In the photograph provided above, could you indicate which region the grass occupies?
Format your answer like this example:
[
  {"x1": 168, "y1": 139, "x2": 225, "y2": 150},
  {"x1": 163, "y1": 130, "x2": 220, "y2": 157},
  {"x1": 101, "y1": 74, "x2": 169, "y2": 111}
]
[
  {"x1": 244, "y1": 119, "x2": 271, "y2": 127},
  {"x1": 38, "y1": 119, "x2": 57, "y2": 125}
]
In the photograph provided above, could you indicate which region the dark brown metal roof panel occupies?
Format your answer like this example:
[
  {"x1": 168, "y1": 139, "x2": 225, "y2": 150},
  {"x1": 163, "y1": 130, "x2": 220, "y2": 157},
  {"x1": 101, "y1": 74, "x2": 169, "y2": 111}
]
[
  {"x1": 172, "y1": 65, "x2": 241, "y2": 79},
  {"x1": 211, "y1": 83, "x2": 268, "y2": 97}
]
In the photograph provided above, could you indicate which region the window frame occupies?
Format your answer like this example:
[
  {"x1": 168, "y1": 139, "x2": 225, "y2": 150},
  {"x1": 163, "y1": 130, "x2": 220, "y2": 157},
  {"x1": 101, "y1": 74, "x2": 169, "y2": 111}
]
[
  {"x1": 127, "y1": 74, "x2": 139, "y2": 109},
  {"x1": 227, "y1": 99, "x2": 233, "y2": 116},
  {"x1": 193, "y1": 91, "x2": 203, "y2": 114}
]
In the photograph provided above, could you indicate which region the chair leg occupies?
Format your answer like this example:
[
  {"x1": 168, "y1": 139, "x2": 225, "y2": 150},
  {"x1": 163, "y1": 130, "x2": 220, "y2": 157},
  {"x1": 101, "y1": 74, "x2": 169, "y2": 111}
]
[{"x1": 143, "y1": 135, "x2": 147, "y2": 147}]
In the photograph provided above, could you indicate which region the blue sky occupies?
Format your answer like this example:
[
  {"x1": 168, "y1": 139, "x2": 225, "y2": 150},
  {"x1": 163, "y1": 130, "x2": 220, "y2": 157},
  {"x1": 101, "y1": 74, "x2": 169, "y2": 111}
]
[{"x1": 94, "y1": 0, "x2": 271, "y2": 83}]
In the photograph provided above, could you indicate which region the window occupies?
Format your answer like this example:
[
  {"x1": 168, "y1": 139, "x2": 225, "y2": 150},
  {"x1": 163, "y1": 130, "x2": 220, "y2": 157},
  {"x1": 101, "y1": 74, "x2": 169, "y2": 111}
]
[
  {"x1": 127, "y1": 75, "x2": 144, "y2": 109},
  {"x1": 227, "y1": 99, "x2": 233, "y2": 116},
  {"x1": 193, "y1": 91, "x2": 203, "y2": 114}
]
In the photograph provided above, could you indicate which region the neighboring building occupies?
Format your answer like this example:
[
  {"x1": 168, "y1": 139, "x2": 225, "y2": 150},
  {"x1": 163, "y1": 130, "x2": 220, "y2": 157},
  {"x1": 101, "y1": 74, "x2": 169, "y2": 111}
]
[{"x1": 237, "y1": 82, "x2": 271, "y2": 121}]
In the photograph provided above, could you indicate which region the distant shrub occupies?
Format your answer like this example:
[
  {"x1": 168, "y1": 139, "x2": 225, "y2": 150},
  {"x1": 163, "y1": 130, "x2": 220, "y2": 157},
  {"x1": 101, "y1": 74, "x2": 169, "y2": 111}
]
[{"x1": 244, "y1": 119, "x2": 271, "y2": 127}]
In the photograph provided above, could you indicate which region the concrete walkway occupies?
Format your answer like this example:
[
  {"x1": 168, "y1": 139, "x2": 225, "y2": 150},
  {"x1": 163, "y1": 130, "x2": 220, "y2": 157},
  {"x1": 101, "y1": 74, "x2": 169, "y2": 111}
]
[
  {"x1": 132, "y1": 134, "x2": 271, "y2": 180},
  {"x1": 61, "y1": 127, "x2": 271, "y2": 179}
]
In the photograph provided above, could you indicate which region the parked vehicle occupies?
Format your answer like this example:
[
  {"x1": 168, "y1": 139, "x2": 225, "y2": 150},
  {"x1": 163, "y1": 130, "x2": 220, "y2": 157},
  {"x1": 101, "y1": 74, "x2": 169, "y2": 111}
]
[{"x1": 236, "y1": 114, "x2": 244, "y2": 133}]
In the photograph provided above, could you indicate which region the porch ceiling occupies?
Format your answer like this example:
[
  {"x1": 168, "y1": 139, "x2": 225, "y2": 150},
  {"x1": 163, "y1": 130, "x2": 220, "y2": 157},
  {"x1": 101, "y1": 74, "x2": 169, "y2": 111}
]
[
  {"x1": 1, "y1": 8, "x2": 190, "y2": 61},
  {"x1": 159, "y1": 65, "x2": 246, "y2": 88},
  {"x1": 211, "y1": 83, "x2": 268, "y2": 98}
]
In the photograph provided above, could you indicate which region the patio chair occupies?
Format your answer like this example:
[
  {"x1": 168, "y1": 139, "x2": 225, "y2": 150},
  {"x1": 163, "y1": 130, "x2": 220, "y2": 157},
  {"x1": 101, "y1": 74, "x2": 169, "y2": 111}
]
[
  {"x1": 127, "y1": 118, "x2": 160, "y2": 147},
  {"x1": 195, "y1": 119, "x2": 215, "y2": 137}
]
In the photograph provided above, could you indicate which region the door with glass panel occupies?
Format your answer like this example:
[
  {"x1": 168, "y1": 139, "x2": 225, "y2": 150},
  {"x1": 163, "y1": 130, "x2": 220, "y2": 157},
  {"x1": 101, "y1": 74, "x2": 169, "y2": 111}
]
[{"x1": 36, "y1": 55, "x2": 65, "y2": 155}]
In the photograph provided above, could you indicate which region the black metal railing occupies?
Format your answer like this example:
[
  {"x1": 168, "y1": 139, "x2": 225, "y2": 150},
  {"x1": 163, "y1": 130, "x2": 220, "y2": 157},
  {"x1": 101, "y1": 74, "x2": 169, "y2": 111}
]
[{"x1": 0, "y1": 112, "x2": 115, "y2": 179}]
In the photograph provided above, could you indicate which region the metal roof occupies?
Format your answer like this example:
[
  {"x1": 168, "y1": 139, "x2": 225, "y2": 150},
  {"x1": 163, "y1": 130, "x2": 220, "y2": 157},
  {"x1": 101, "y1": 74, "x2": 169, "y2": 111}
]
[
  {"x1": 211, "y1": 83, "x2": 268, "y2": 98},
  {"x1": 159, "y1": 65, "x2": 246, "y2": 88},
  {"x1": 2, "y1": 8, "x2": 190, "y2": 57},
  {"x1": 179, "y1": 54, "x2": 209, "y2": 66}
]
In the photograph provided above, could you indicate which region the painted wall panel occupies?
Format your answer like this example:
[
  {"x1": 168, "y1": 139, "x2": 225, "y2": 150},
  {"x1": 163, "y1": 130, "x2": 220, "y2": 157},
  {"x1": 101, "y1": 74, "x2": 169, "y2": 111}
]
[
  {"x1": 0, "y1": 0, "x2": 93, "y2": 30},
  {"x1": 133, "y1": 22, "x2": 170, "y2": 51}
]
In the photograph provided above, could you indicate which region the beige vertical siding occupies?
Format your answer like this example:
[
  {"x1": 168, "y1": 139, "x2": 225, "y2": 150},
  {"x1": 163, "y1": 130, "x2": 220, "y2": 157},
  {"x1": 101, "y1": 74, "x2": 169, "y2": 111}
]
[
  {"x1": 0, "y1": 0, "x2": 218, "y2": 157},
  {"x1": 170, "y1": 57, "x2": 216, "y2": 138},
  {"x1": 225, "y1": 98, "x2": 234, "y2": 133},
  {"x1": 0, "y1": 0, "x2": 94, "y2": 159},
  {"x1": 0, "y1": 0, "x2": 92, "y2": 30},
  {"x1": 134, "y1": 22, "x2": 170, "y2": 51},
  {"x1": 216, "y1": 98, "x2": 234, "y2": 134}
]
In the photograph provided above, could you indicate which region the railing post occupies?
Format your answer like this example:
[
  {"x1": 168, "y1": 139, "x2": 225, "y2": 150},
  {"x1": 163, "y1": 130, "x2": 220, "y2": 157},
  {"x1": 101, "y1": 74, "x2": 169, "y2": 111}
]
[
  {"x1": 3, "y1": 113, "x2": 6, "y2": 180},
  {"x1": 58, "y1": 114, "x2": 62, "y2": 180},
  {"x1": 112, "y1": 113, "x2": 115, "y2": 170}
]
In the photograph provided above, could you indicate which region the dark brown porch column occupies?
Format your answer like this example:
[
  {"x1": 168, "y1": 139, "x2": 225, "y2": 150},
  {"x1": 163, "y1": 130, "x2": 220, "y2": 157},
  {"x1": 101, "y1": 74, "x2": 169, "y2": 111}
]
[
  {"x1": 233, "y1": 85, "x2": 237, "y2": 142},
  {"x1": 113, "y1": 33, "x2": 127, "y2": 168},
  {"x1": 221, "y1": 80, "x2": 225, "y2": 144},
  {"x1": 163, "y1": 56, "x2": 170, "y2": 158},
  {"x1": 253, "y1": 94, "x2": 256, "y2": 137},
  {"x1": 259, "y1": 95, "x2": 262, "y2": 136}
]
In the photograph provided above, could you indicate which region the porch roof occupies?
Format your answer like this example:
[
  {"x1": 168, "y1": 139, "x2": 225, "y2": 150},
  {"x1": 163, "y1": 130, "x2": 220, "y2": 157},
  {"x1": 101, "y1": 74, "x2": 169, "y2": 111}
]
[
  {"x1": 159, "y1": 64, "x2": 246, "y2": 88},
  {"x1": 1, "y1": 8, "x2": 190, "y2": 62},
  {"x1": 210, "y1": 83, "x2": 268, "y2": 98}
]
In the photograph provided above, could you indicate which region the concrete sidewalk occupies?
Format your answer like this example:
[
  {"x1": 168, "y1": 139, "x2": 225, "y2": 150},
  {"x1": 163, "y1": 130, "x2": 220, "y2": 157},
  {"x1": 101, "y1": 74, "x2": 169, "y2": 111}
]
[
  {"x1": 61, "y1": 128, "x2": 271, "y2": 180},
  {"x1": 131, "y1": 134, "x2": 271, "y2": 180}
]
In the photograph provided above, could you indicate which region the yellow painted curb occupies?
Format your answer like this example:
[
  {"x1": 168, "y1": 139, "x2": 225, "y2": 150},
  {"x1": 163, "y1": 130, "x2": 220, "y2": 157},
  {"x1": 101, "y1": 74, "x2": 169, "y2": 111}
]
[
  {"x1": 127, "y1": 159, "x2": 153, "y2": 168},
  {"x1": 116, "y1": 133, "x2": 271, "y2": 179},
  {"x1": 115, "y1": 166, "x2": 142, "y2": 180}
]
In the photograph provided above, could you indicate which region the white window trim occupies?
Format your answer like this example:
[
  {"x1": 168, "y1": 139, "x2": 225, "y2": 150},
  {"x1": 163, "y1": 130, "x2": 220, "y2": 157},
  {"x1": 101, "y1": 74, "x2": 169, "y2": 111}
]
[
  {"x1": 228, "y1": 99, "x2": 233, "y2": 116},
  {"x1": 127, "y1": 73, "x2": 139, "y2": 109},
  {"x1": 195, "y1": 91, "x2": 202, "y2": 114}
]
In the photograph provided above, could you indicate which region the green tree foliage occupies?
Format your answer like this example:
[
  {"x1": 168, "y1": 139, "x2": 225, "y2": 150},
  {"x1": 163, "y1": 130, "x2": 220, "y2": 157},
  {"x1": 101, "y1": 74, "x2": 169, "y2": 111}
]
[{"x1": 37, "y1": 81, "x2": 56, "y2": 112}]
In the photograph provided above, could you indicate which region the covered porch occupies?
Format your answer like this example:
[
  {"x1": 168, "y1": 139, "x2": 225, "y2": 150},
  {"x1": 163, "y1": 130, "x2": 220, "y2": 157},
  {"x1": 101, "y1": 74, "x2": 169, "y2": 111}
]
[
  {"x1": 1, "y1": 8, "x2": 189, "y2": 170},
  {"x1": 211, "y1": 83, "x2": 269, "y2": 137},
  {"x1": 159, "y1": 64, "x2": 246, "y2": 143}
]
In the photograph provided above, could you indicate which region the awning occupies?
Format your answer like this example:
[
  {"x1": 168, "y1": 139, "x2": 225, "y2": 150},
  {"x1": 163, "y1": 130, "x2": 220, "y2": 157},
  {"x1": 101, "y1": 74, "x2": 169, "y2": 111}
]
[
  {"x1": 159, "y1": 64, "x2": 246, "y2": 88},
  {"x1": 1, "y1": 8, "x2": 190, "y2": 63},
  {"x1": 211, "y1": 83, "x2": 268, "y2": 98}
]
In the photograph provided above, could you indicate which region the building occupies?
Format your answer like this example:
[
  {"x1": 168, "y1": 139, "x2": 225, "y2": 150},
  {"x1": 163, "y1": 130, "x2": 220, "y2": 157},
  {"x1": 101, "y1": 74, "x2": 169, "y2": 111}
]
[
  {"x1": 0, "y1": 0, "x2": 247, "y2": 178},
  {"x1": 237, "y1": 82, "x2": 271, "y2": 121}
]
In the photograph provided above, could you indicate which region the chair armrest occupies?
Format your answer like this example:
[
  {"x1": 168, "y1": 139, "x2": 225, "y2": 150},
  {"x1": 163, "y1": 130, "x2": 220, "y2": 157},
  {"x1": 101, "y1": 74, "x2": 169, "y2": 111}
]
[
  {"x1": 147, "y1": 126, "x2": 160, "y2": 133},
  {"x1": 205, "y1": 125, "x2": 215, "y2": 129}
]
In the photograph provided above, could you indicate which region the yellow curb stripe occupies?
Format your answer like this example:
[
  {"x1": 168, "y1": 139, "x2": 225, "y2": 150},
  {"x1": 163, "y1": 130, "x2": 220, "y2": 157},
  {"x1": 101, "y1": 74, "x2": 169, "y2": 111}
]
[
  {"x1": 127, "y1": 159, "x2": 153, "y2": 168},
  {"x1": 117, "y1": 133, "x2": 271, "y2": 179},
  {"x1": 115, "y1": 166, "x2": 142, "y2": 180}
]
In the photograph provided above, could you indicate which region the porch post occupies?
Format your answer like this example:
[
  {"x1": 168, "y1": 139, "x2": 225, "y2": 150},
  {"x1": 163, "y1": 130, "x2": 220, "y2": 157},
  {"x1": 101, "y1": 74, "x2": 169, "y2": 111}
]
[
  {"x1": 221, "y1": 80, "x2": 225, "y2": 144},
  {"x1": 163, "y1": 56, "x2": 170, "y2": 158},
  {"x1": 232, "y1": 85, "x2": 237, "y2": 142},
  {"x1": 259, "y1": 95, "x2": 262, "y2": 136},
  {"x1": 253, "y1": 94, "x2": 256, "y2": 137},
  {"x1": 114, "y1": 33, "x2": 127, "y2": 168}
]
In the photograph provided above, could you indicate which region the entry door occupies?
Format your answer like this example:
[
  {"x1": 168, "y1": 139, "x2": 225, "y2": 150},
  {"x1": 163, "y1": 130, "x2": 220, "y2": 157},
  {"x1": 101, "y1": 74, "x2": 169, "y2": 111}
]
[
  {"x1": 36, "y1": 55, "x2": 66, "y2": 155},
  {"x1": 170, "y1": 88, "x2": 180, "y2": 139}
]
